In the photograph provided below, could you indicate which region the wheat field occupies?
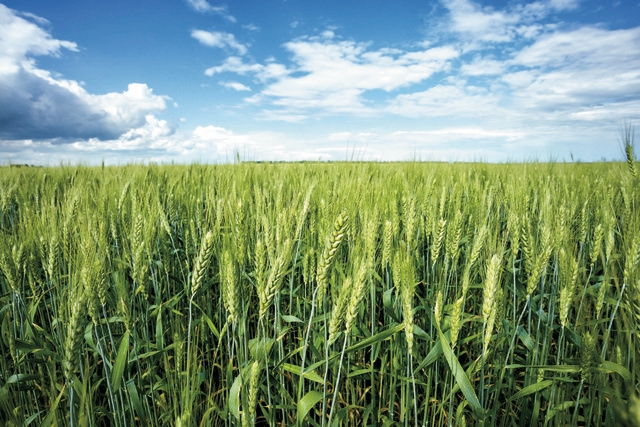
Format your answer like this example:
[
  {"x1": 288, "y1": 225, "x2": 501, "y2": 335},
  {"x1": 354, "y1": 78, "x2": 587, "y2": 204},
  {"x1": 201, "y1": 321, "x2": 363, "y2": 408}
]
[{"x1": 0, "y1": 160, "x2": 639, "y2": 426}]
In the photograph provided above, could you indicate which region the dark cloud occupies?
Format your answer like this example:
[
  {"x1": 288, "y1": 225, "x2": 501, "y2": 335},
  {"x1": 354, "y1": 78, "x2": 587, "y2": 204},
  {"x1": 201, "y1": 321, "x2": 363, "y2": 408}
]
[
  {"x1": 0, "y1": 69, "x2": 166, "y2": 140},
  {"x1": 0, "y1": 4, "x2": 167, "y2": 142},
  {"x1": 1, "y1": 69, "x2": 117, "y2": 140}
]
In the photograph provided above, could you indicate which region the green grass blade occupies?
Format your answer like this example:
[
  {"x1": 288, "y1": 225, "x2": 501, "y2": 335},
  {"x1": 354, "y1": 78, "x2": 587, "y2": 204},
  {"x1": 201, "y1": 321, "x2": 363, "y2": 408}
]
[
  {"x1": 516, "y1": 325, "x2": 535, "y2": 350},
  {"x1": 40, "y1": 383, "x2": 66, "y2": 427},
  {"x1": 597, "y1": 361, "x2": 631, "y2": 382},
  {"x1": 155, "y1": 304, "x2": 164, "y2": 351},
  {"x1": 229, "y1": 373, "x2": 242, "y2": 421},
  {"x1": 126, "y1": 378, "x2": 146, "y2": 424},
  {"x1": 111, "y1": 330, "x2": 130, "y2": 393},
  {"x1": 436, "y1": 323, "x2": 483, "y2": 414},
  {"x1": 281, "y1": 314, "x2": 304, "y2": 323},
  {"x1": 297, "y1": 390, "x2": 323, "y2": 424},
  {"x1": 416, "y1": 339, "x2": 442, "y2": 371},
  {"x1": 510, "y1": 379, "x2": 553, "y2": 401},
  {"x1": 282, "y1": 363, "x2": 324, "y2": 384},
  {"x1": 344, "y1": 323, "x2": 403, "y2": 354},
  {"x1": 193, "y1": 301, "x2": 220, "y2": 340}
]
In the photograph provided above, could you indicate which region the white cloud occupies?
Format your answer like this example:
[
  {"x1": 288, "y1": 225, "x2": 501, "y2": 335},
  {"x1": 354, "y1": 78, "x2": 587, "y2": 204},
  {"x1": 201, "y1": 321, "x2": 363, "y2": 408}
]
[
  {"x1": 1, "y1": 118, "x2": 622, "y2": 165},
  {"x1": 185, "y1": 0, "x2": 236, "y2": 22},
  {"x1": 387, "y1": 85, "x2": 501, "y2": 118},
  {"x1": 256, "y1": 111, "x2": 309, "y2": 122},
  {"x1": 186, "y1": 0, "x2": 216, "y2": 12},
  {"x1": 0, "y1": 119, "x2": 174, "y2": 165},
  {"x1": 201, "y1": 12, "x2": 638, "y2": 129},
  {"x1": 506, "y1": 26, "x2": 640, "y2": 121},
  {"x1": 0, "y1": 5, "x2": 169, "y2": 141},
  {"x1": 69, "y1": 1, "x2": 640, "y2": 162},
  {"x1": 188, "y1": 125, "x2": 249, "y2": 157},
  {"x1": 442, "y1": 0, "x2": 520, "y2": 43},
  {"x1": 35, "y1": 124, "x2": 316, "y2": 164},
  {"x1": 191, "y1": 30, "x2": 247, "y2": 55},
  {"x1": 243, "y1": 23, "x2": 260, "y2": 32},
  {"x1": 460, "y1": 57, "x2": 506, "y2": 76},
  {"x1": 547, "y1": 0, "x2": 580, "y2": 11},
  {"x1": 0, "y1": 121, "x2": 254, "y2": 164},
  {"x1": 390, "y1": 128, "x2": 525, "y2": 143},
  {"x1": 439, "y1": 0, "x2": 571, "y2": 46},
  {"x1": 3, "y1": 0, "x2": 636, "y2": 165},
  {"x1": 207, "y1": 37, "x2": 458, "y2": 119},
  {"x1": 95, "y1": 83, "x2": 167, "y2": 127},
  {"x1": 513, "y1": 26, "x2": 640, "y2": 69},
  {"x1": 205, "y1": 56, "x2": 290, "y2": 80},
  {"x1": 119, "y1": 115, "x2": 175, "y2": 145},
  {"x1": 187, "y1": 126, "x2": 338, "y2": 161},
  {"x1": 321, "y1": 30, "x2": 335, "y2": 39},
  {"x1": 192, "y1": 125, "x2": 234, "y2": 140},
  {"x1": 427, "y1": 1, "x2": 640, "y2": 130},
  {"x1": 0, "y1": 4, "x2": 77, "y2": 74},
  {"x1": 325, "y1": 128, "x2": 531, "y2": 161},
  {"x1": 206, "y1": 56, "x2": 259, "y2": 76},
  {"x1": 219, "y1": 81, "x2": 251, "y2": 91}
]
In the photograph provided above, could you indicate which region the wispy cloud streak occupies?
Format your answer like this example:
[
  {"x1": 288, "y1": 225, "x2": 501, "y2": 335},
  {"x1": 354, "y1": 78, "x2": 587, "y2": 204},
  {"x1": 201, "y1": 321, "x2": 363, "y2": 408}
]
[{"x1": 185, "y1": 0, "x2": 236, "y2": 22}]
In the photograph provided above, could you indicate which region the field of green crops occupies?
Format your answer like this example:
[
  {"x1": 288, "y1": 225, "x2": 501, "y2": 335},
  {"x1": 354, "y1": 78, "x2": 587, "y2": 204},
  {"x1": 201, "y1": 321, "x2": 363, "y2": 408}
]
[{"x1": 1, "y1": 159, "x2": 639, "y2": 426}]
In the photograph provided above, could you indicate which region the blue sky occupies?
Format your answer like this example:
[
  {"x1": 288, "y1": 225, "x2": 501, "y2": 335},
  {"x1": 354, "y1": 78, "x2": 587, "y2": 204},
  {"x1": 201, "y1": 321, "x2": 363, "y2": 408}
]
[{"x1": 1, "y1": 0, "x2": 639, "y2": 164}]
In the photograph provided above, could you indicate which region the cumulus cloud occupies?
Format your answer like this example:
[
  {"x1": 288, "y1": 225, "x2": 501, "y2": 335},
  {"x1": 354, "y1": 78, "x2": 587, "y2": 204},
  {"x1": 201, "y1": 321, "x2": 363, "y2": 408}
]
[
  {"x1": 188, "y1": 125, "x2": 256, "y2": 157},
  {"x1": 119, "y1": 115, "x2": 175, "y2": 146},
  {"x1": 0, "y1": 4, "x2": 168, "y2": 141},
  {"x1": 191, "y1": 30, "x2": 247, "y2": 55},
  {"x1": 0, "y1": 120, "x2": 258, "y2": 165}
]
